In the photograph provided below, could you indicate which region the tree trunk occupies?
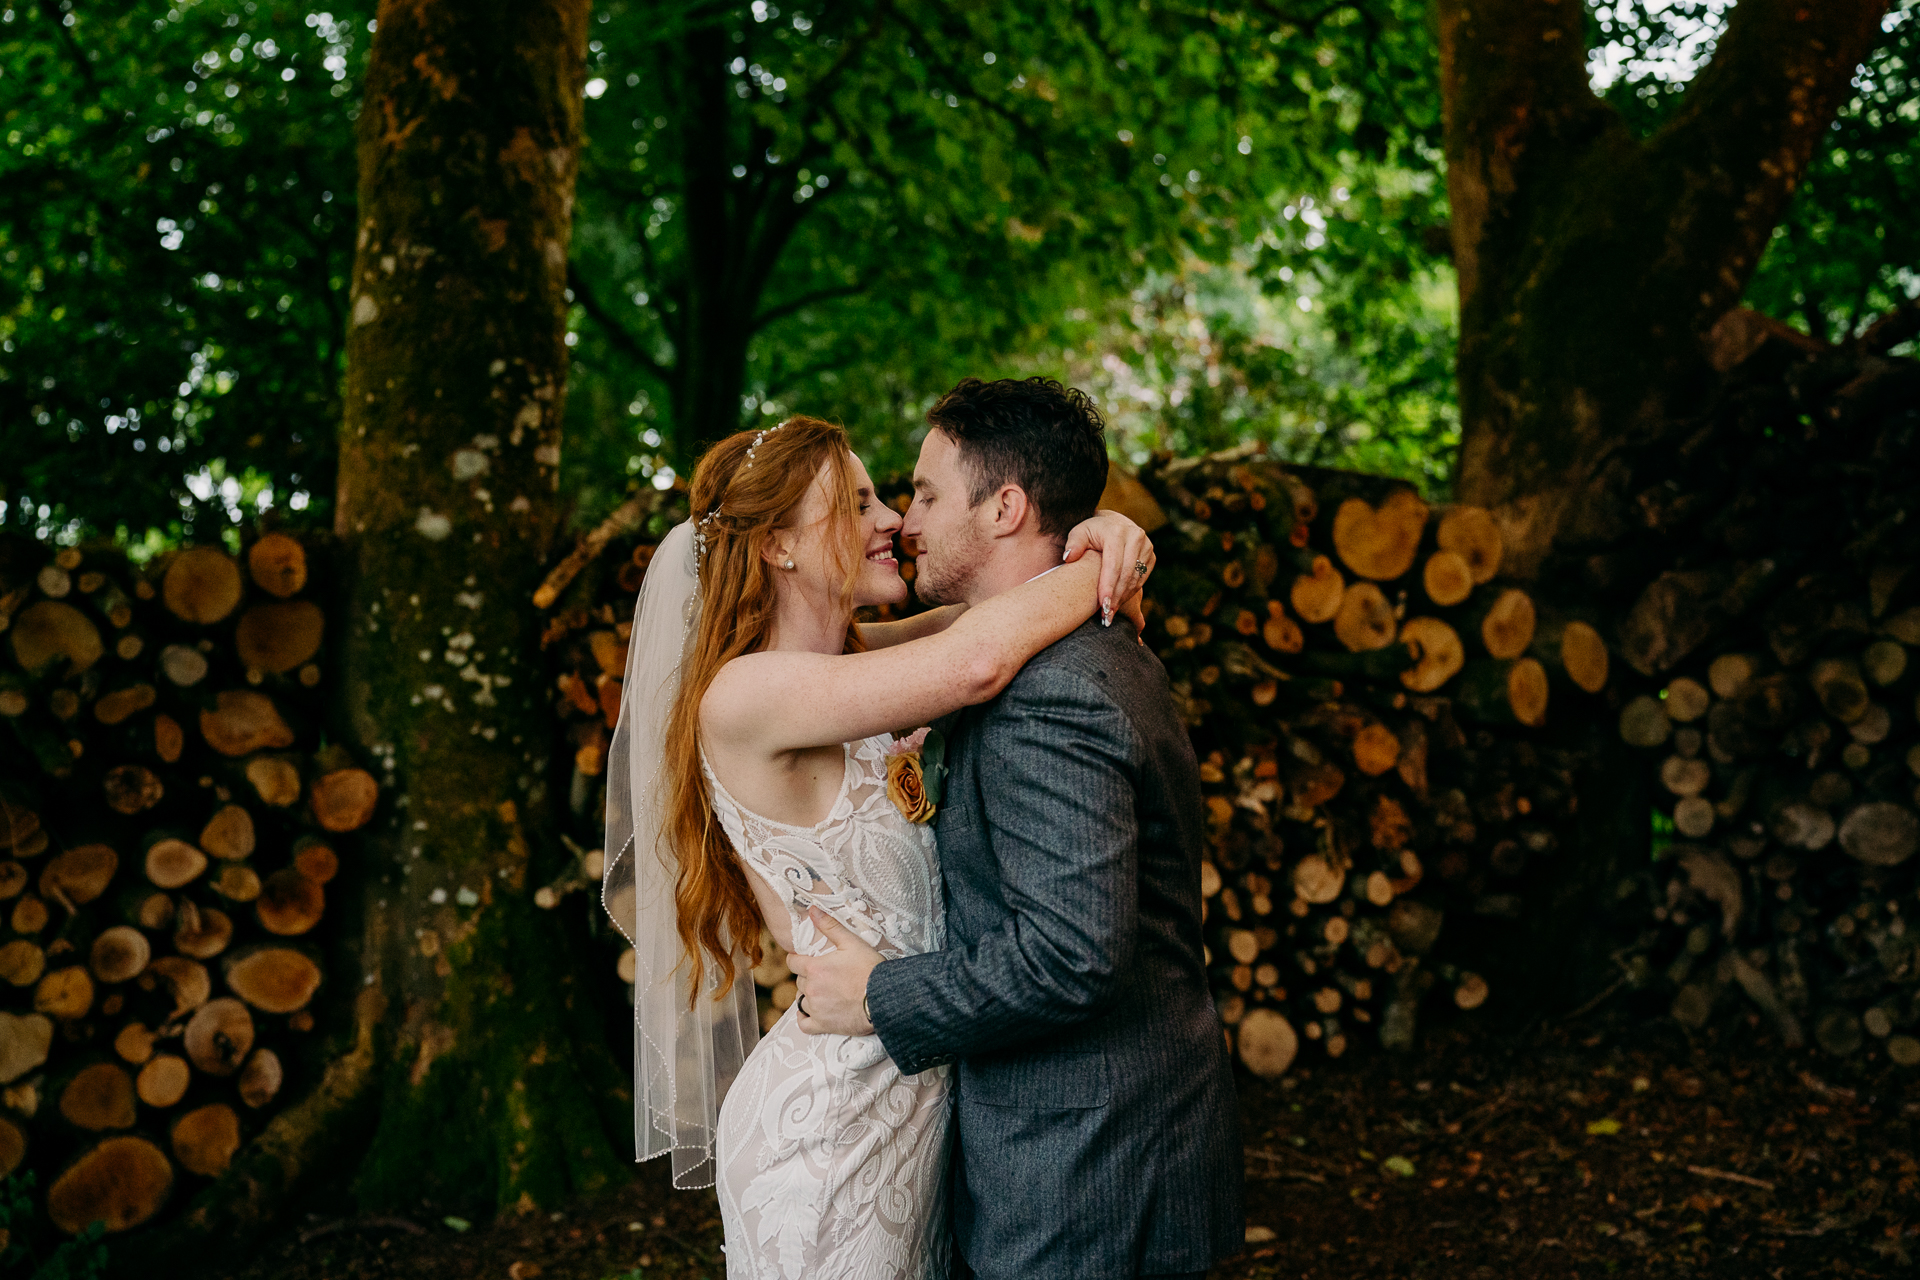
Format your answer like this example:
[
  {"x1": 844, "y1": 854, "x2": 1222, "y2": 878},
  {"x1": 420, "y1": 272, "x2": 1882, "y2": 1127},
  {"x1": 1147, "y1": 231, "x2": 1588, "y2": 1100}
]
[
  {"x1": 1439, "y1": 0, "x2": 1889, "y2": 577},
  {"x1": 324, "y1": 0, "x2": 625, "y2": 1219}
]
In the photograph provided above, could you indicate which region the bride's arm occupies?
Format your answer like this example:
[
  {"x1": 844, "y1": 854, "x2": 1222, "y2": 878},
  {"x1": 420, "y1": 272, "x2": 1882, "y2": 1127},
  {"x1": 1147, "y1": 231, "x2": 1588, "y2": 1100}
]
[
  {"x1": 703, "y1": 554, "x2": 1115, "y2": 753},
  {"x1": 855, "y1": 508, "x2": 1157, "y2": 649}
]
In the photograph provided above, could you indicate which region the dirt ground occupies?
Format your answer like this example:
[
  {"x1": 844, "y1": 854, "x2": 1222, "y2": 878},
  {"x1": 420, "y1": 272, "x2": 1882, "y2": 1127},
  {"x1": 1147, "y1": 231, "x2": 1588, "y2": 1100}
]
[{"x1": 210, "y1": 1004, "x2": 1920, "y2": 1280}]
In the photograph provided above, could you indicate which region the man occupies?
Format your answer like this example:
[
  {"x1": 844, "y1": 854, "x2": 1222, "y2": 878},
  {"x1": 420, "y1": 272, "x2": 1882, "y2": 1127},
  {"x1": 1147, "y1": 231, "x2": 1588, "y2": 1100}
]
[{"x1": 789, "y1": 376, "x2": 1243, "y2": 1279}]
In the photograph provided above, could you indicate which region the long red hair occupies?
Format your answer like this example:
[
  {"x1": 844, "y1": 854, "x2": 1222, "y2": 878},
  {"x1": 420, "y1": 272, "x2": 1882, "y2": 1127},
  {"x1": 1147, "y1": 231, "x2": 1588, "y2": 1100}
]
[{"x1": 665, "y1": 417, "x2": 866, "y2": 1004}]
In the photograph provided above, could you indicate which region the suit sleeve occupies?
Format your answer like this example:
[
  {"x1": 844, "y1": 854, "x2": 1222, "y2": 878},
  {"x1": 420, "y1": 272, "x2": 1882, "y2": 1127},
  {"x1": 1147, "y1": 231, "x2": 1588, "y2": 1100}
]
[{"x1": 866, "y1": 663, "x2": 1138, "y2": 1075}]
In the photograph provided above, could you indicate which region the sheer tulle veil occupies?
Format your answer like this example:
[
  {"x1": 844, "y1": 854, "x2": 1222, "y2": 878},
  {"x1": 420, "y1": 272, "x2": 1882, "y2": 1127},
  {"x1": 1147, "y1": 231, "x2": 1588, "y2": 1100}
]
[{"x1": 601, "y1": 519, "x2": 759, "y2": 1189}]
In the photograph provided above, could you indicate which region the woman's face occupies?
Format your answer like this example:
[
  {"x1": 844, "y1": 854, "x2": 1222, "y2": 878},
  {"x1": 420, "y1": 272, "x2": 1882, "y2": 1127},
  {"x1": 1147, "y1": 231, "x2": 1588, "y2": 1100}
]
[{"x1": 785, "y1": 452, "x2": 907, "y2": 610}]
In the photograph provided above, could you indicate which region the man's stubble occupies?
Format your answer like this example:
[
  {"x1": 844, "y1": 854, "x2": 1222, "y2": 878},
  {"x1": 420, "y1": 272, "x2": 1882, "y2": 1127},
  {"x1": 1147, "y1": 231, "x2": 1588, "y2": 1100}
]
[{"x1": 913, "y1": 515, "x2": 989, "y2": 608}]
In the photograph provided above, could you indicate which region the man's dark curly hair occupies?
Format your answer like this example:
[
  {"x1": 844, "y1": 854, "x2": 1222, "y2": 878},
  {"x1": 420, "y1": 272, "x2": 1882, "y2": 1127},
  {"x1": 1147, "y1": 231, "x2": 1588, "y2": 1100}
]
[{"x1": 925, "y1": 376, "x2": 1108, "y2": 539}]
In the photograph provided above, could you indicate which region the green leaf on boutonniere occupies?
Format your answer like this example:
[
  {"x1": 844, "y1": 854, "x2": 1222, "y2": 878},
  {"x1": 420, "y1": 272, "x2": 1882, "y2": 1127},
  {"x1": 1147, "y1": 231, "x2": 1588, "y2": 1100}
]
[{"x1": 921, "y1": 727, "x2": 947, "y2": 807}]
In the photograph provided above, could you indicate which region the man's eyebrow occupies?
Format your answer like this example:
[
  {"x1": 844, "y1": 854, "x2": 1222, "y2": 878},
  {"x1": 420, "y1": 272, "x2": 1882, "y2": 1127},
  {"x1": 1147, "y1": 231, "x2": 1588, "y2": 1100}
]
[{"x1": 912, "y1": 476, "x2": 932, "y2": 492}]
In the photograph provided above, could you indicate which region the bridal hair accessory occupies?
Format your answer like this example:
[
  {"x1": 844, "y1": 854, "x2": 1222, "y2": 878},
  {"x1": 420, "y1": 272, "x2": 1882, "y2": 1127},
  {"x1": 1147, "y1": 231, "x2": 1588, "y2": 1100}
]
[
  {"x1": 602, "y1": 520, "x2": 758, "y2": 1189},
  {"x1": 884, "y1": 727, "x2": 947, "y2": 824},
  {"x1": 691, "y1": 419, "x2": 789, "y2": 574},
  {"x1": 740, "y1": 418, "x2": 786, "y2": 471}
]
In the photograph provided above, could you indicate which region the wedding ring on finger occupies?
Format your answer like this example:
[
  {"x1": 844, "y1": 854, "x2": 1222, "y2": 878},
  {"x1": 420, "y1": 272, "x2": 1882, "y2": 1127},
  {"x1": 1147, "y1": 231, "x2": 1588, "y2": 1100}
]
[
  {"x1": 797, "y1": 994, "x2": 809, "y2": 1017},
  {"x1": 1134, "y1": 560, "x2": 1149, "y2": 576}
]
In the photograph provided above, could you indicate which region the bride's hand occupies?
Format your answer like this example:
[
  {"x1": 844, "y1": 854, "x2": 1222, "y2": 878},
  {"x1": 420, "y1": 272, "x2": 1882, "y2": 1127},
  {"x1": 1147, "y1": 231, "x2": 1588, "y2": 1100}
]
[{"x1": 1062, "y1": 508, "x2": 1156, "y2": 627}]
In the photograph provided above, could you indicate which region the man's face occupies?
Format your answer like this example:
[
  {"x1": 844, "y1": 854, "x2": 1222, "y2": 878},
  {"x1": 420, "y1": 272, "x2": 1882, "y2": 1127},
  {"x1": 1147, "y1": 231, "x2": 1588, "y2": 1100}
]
[{"x1": 902, "y1": 429, "x2": 988, "y2": 606}]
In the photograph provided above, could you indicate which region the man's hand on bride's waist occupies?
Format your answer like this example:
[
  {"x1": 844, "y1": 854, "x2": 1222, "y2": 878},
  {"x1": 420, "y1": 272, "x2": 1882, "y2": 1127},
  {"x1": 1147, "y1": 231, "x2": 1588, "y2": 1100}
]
[{"x1": 790, "y1": 906, "x2": 882, "y2": 1037}]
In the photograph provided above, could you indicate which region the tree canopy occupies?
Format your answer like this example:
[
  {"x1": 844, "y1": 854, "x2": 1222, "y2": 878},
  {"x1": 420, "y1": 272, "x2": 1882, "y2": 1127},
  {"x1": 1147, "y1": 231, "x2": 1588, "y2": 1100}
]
[{"x1": 2, "y1": 0, "x2": 1914, "y2": 548}]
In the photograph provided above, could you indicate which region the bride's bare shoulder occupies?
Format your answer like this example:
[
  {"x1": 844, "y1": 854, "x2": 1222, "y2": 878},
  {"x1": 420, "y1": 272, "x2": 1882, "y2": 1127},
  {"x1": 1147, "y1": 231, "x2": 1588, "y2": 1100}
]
[{"x1": 701, "y1": 650, "x2": 808, "y2": 731}]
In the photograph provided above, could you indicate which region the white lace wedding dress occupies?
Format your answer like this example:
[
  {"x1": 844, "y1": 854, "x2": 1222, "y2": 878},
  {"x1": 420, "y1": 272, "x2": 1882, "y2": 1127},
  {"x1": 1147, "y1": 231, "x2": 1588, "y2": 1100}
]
[{"x1": 707, "y1": 734, "x2": 953, "y2": 1280}]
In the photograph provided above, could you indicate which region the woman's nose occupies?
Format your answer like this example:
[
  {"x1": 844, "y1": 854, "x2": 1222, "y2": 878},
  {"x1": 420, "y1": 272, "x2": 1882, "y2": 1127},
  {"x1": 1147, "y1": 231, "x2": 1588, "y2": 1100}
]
[{"x1": 877, "y1": 502, "x2": 904, "y2": 532}]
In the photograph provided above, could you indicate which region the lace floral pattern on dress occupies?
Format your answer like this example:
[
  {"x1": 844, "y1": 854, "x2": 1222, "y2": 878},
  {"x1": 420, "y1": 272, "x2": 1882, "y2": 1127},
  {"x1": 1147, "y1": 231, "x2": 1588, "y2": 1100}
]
[{"x1": 707, "y1": 735, "x2": 952, "y2": 1280}]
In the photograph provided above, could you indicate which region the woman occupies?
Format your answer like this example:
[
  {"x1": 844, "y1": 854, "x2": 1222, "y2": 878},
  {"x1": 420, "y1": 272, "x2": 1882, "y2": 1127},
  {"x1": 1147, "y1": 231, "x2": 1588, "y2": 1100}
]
[{"x1": 603, "y1": 415, "x2": 1154, "y2": 1280}]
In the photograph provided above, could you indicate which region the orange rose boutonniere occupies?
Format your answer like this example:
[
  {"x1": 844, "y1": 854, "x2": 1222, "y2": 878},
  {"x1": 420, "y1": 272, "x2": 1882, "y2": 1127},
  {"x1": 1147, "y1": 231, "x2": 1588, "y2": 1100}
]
[{"x1": 885, "y1": 727, "x2": 947, "y2": 825}]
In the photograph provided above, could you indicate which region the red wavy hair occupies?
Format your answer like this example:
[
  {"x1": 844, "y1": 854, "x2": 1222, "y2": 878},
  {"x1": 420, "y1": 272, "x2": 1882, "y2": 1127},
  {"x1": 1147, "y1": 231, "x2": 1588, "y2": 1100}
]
[{"x1": 664, "y1": 416, "x2": 866, "y2": 1005}]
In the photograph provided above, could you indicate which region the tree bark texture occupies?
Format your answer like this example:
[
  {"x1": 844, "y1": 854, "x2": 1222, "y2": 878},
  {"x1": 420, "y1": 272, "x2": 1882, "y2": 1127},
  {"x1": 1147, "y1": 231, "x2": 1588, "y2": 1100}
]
[
  {"x1": 331, "y1": 0, "x2": 628, "y2": 1215},
  {"x1": 1440, "y1": 0, "x2": 1890, "y2": 577}
]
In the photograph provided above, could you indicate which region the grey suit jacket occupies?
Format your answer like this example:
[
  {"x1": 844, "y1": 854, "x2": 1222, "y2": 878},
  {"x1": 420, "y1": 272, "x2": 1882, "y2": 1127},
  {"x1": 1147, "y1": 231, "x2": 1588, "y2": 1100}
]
[{"x1": 867, "y1": 618, "x2": 1243, "y2": 1279}]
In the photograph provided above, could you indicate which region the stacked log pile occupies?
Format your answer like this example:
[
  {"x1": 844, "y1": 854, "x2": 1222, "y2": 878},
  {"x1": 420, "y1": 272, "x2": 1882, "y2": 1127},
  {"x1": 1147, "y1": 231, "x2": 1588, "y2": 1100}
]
[
  {"x1": 1585, "y1": 322, "x2": 1920, "y2": 1060},
  {"x1": 532, "y1": 497, "x2": 676, "y2": 1010},
  {"x1": 1116, "y1": 449, "x2": 1608, "y2": 1075},
  {"x1": 0, "y1": 532, "x2": 368, "y2": 1241},
  {"x1": 535, "y1": 461, "x2": 1609, "y2": 1072}
]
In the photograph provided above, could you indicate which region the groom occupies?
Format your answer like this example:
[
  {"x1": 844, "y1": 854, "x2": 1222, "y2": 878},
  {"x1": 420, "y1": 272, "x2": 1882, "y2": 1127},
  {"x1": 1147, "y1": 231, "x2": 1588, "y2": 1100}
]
[{"x1": 790, "y1": 376, "x2": 1243, "y2": 1279}]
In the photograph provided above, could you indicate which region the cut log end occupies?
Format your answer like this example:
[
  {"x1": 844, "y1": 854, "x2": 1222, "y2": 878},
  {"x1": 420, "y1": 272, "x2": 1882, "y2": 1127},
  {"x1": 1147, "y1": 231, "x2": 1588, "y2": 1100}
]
[
  {"x1": 1334, "y1": 582, "x2": 1397, "y2": 653},
  {"x1": 1436, "y1": 506, "x2": 1503, "y2": 584},
  {"x1": 1399, "y1": 618, "x2": 1464, "y2": 693},
  {"x1": 9, "y1": 601, "x2": 104, "y2": 677},
  {"x1": 59, "y1": 1063, "x2": 137, "y2": 1131},
  {"x1": 145, "y1": 839, "x2": 208, "y2": 890},
  {"x1": 1290, "y1": 556, "x2": 1345, "y2": 624},
  {"x1": 172, "y1": 1103, "x2": 242, "y2": 1177},
  {"x1": 161, "y1": 546, "x2": 243, "y2": 625},
  {"x1": 173, "y1": 902, "x2": 234, "y2": 960},
  {"x1": 183, "y1": 997, "x2": 255, "y2": 1076},
  {"x1": 256, "y1": 869, "x2": 325, "y2": 936},
  {"x1": 1454, "y1": 973, "x2": 1489, "y2": 1010},
  {"x1": 248, "y1": 532, "x2": 309, "y2": 597},
  {"x1": 47, "y1": 1136, "x2": 173, "y2": 1234},
  {"x1": 201, "y1": 690, "x2": 296, "y2": 757},
  {"x1": 1421, "y1": 551, "x2": 1474, "y2": 607},
  {"x1": 136, "y1": 1053, "x2": 192, "y2": 1108},
  {"x1": 310, "y1": 768, "x2": 379, "y2": 832},
  {"x1": 1560, "y1": 621, "x2": 1609, "y2": 693},
  {"x1": 200, "y1": 805, "x2": 257, "y2": 861},
  {"x1": 238, "y1": 1047, "x2": 283, "y2": 1109},
  {"x1": 1236, "y1": 1008, "x2": 1298, "y2": 1078},
  {"x1": 1479, "y1": 588, "x2": 1538, "y2": 661},
  {"x1": 245, "y1": 757, "x2": 303, "y2": 808},
  {"x1": 89, "y1": 926, "x2": 152, "y2": 984},
  {"x1": 225, "y1": 947, "x2": 322, "y2": 1013},
  {"x1": 1333, "y1": 490, "x2": 1429, "y2": 581},
  {"x1": 40, "y1": 843, "x2": 118, "y2": 905},
  {"x1": 235, "y1": 600, "x2": 325, "y2": 674}
]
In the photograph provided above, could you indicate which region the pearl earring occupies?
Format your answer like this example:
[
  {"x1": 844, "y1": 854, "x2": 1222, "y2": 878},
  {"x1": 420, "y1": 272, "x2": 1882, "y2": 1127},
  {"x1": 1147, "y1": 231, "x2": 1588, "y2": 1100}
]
[{"x1": 784, "y1": 558, "x2": 796, "y2": 570}]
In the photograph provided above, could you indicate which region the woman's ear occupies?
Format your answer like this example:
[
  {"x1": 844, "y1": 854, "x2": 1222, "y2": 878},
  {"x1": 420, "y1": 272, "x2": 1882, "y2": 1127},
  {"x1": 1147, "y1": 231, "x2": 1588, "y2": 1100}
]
[{"x1": 760, "y1": 533, "x2": 800, "y2": 572}]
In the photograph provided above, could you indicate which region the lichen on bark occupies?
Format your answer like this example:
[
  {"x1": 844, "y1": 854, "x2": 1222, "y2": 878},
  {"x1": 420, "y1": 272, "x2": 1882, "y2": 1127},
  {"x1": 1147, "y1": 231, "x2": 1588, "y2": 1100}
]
[{"x1": 329, "y1": 0, "x2": 629, "y2": 1216}]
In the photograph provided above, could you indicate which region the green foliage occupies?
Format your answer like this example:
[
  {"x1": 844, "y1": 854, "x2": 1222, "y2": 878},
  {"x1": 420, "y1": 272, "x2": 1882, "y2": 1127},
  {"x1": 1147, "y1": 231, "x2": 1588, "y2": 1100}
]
[
  {"x1": 3, "y1": 0, "x2": 1914, "y2": 543},
  {"x1": 0, "y1": 1174, "x2": 109, "y2": 1280},
  {"x1": 1586, "y1": 0, "x2": 1920, "y2": 346},
  {"x1": 0, "y1": 0, "x2": 369, "y2": 544},
  {"x1": 560, "y1": 0, "x2": 1449, "y2": 510}
]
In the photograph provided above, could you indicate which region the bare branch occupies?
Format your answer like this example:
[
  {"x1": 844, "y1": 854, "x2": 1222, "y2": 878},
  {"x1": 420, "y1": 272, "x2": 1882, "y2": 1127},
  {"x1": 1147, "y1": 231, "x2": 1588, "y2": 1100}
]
[
  {"x1": 752, "y1": 281, "x2": 866, "y2": 332},
  {"x1": 568, "y1": 264, "x2": 671, "y2": 382},
  {"x1": 1858, "y1": 296, "x2": 1920, "y2": 355}
]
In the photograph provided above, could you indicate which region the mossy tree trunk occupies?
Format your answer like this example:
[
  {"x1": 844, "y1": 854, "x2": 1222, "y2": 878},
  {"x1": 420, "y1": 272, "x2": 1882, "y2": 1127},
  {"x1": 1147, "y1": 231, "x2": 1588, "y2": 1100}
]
[
  {"x1": 330, "y1": 0, "x2": 628, "y2": 1215},
  {"x1": 1434, "y1": 0, "x2": 1887, "y2": 1009},
  {"x1": 1439, "y1": 0, "x2": 1889, "y2": 577}
]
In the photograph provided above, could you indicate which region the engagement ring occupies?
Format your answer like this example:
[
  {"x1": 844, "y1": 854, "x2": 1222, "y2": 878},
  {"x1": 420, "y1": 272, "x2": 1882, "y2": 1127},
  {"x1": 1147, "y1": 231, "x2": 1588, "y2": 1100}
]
[{"x1": 1134, "y1": 561, "x2": 1149, "y2": 576}]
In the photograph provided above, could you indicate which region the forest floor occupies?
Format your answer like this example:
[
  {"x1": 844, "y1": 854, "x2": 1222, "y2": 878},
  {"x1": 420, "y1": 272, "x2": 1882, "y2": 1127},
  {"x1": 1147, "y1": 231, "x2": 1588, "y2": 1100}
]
[{"x1": 209, "y1": 1003, "x2": 1920, "y2": 1280}]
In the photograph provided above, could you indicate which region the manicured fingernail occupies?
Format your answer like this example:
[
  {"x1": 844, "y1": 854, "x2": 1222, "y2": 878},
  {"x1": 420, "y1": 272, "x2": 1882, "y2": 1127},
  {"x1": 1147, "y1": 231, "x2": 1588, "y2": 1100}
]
[
  {"x1": 1102, "y1": 599, "x2": 1113, "y2": 626},
  {"x1": 1062, "y1": 548, "x2": 1070, "y2": 561}
]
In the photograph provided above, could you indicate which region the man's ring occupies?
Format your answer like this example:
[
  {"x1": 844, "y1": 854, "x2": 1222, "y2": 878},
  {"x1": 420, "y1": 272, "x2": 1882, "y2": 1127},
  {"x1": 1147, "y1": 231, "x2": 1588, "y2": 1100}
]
[
  {"x1": 1134, "y1": 560, "x2": 1149, "y2": 577},
  {"x1": 797, "y1": 994, "x2": 808, "y2": 1017}
]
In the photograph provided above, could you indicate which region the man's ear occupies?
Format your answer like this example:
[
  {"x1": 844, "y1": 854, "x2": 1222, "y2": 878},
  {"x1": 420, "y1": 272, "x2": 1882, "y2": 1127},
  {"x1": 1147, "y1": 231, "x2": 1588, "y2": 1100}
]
[{"x1": 986, "y1": 485, "x2": 1033, "y2": 540}]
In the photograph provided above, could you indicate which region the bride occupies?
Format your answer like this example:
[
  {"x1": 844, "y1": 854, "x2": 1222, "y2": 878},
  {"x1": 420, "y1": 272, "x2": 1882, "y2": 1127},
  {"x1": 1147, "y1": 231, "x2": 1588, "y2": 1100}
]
[{"x1": 603, "y1": 414, "x2": 1155, "y2": 1279}]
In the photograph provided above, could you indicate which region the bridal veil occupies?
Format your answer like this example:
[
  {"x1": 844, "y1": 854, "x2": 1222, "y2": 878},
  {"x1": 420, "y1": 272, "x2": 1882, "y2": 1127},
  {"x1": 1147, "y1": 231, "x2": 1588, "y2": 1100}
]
[{"x1": 601, "y1": 519, "x2": 759, "y2": 1188}]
